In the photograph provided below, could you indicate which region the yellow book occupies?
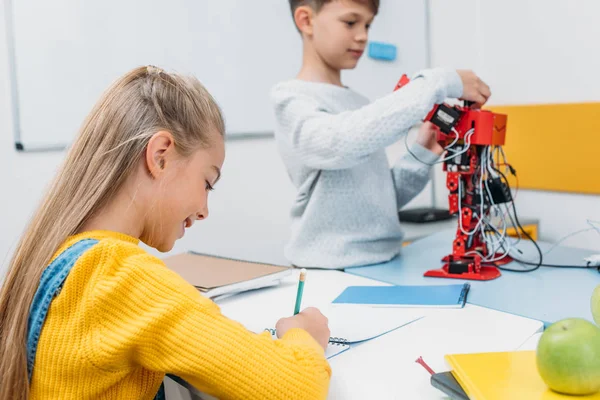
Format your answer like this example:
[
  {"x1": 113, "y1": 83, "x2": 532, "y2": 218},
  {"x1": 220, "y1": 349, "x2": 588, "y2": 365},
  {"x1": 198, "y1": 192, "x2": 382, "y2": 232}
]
[{"x1": 445, "y1": 351, "x2": 600, "y2": 400}]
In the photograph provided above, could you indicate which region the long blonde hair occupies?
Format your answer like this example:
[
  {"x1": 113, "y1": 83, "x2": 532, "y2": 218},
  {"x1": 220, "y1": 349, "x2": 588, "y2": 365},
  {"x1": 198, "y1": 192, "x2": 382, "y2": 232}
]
[{"x1": 0, "y1": 66, "x2": 225, "y2": 400}]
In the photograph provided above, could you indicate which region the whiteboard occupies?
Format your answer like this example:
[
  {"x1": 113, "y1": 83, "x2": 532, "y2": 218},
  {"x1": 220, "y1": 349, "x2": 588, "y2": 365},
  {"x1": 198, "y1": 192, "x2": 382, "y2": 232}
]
[
  {"x1": 5, "y1": 0, "x2": 428, "y2": 151},
  {"x1": 430, "y1": 0, "x2": 600, "y2": 105}
]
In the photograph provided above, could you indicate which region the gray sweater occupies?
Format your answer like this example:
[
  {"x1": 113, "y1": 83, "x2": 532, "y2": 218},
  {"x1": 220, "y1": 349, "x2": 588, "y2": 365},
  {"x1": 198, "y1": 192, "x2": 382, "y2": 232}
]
[{"x1": 271, "y1": 68, "x2": 463, "y2": 269}]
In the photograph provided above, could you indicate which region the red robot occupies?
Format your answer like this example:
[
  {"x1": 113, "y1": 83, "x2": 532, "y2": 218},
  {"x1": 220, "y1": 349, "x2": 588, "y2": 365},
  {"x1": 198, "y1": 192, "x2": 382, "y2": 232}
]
[{"x1": 395, "y1": 75, "x2": 512, "y2": 281}]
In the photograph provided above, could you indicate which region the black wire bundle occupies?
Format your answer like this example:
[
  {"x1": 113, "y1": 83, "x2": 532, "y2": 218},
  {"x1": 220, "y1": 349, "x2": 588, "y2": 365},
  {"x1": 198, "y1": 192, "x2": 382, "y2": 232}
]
[{"x1": 488, "y1": 165, "x2": 596, "y2": 272}]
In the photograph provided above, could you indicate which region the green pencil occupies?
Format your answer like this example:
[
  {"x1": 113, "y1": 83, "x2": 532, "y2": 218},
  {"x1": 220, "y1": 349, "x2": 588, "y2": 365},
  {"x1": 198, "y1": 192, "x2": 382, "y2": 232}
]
[{"x1": 294, "y1": 269, "x2": 307, "y2": 315}]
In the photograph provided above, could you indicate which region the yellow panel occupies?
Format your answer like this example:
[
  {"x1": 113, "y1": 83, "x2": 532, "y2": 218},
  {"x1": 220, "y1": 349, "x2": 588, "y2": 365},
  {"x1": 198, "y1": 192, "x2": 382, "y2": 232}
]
[
  {"x1": 486, "y1": 103, "x2": 600, "y2": 194},
  {"x1": 506, "y1": 224, "x2": 538, "y2": 241}
]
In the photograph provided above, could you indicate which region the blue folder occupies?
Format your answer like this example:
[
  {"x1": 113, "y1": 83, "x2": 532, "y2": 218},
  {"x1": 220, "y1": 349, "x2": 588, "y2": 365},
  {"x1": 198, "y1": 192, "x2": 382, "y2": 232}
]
[{"x1": 332, "y1": 283, "x2": 470, "y2": 308}]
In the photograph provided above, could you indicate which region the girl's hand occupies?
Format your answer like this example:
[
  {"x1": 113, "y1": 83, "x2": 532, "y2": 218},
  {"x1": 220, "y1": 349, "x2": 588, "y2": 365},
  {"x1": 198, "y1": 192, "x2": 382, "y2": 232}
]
[{"x1": 276, "y1": 307, "x2": 330, "y2": 350}]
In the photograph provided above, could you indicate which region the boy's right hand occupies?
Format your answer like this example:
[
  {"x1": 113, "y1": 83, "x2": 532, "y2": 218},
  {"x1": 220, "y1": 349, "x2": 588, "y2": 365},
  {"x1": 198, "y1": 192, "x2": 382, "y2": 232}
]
[
  {"x1": 456, "y1": 70, "x2": 492, "y2": 107},
  {"x1": 276, "y1": 307, "x2": 331, "y2": 350}
]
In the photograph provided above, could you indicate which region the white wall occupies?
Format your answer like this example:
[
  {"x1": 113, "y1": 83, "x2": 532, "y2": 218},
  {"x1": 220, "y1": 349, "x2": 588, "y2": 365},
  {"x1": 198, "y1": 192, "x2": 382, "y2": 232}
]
[
  {"x1": 429, "y1": 0, "x2": 600, "y2": 251},
  {"x1": 0, "y1": 3, "x2": 433, "y2": 280}
]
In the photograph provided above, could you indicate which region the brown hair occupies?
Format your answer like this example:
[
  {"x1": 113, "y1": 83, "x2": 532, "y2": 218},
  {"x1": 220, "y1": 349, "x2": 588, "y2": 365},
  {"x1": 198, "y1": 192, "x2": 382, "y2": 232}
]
[
  {"x1": 289, "y1": 0, "x2": 380, "y2": 18},
  {"x1": 0, "y1": 66, "x2": 224, "y2": 400}
]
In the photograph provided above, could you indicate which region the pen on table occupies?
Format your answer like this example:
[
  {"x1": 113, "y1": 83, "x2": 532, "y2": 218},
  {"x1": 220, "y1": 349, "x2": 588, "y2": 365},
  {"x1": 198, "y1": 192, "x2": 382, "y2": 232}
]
[{"x1": 294, "y1": 268, "x2": 307, "y2": 315}]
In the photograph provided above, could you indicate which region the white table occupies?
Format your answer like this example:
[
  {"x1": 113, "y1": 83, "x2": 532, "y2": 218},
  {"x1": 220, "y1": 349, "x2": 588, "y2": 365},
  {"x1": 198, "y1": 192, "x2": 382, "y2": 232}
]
[{"x1": 174, "y1": 269, "x2": 543, "y2": 399}]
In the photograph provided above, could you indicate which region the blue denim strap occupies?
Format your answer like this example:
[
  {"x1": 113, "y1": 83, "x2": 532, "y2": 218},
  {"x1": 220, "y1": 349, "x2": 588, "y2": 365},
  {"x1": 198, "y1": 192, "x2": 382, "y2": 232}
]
[{"x1": 27, "y1": 239, "x2": 99, "y2": 381}]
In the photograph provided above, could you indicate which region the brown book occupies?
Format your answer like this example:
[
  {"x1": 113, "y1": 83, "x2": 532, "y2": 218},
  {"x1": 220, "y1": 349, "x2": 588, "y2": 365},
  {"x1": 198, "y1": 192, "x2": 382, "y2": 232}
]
[{"x1": 163, "y1": 252, "x2": 292, "y2": 299}]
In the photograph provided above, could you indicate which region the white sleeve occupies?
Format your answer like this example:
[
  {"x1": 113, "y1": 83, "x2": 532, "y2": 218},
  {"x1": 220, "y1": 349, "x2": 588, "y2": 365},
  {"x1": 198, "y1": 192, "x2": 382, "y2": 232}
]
[{"x1": 272, "y1": 68, "x2": 462, "y2": 170}]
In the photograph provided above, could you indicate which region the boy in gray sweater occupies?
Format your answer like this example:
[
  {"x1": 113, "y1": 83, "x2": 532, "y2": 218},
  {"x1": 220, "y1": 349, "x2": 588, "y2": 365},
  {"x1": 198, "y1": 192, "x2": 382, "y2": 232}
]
[{"x1": 272, "y1": 0, "x2": 491, "y2": 269}]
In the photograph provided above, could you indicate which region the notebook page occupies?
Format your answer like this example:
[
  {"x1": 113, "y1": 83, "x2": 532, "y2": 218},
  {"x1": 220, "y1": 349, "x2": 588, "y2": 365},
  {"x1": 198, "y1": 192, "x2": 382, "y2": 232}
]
[
  {"x1": 258, "y1": 305, "x2": 424, "y2": 344},
  {"x1": 325, "y1": 305, "x2": 425, "y2": 343}
]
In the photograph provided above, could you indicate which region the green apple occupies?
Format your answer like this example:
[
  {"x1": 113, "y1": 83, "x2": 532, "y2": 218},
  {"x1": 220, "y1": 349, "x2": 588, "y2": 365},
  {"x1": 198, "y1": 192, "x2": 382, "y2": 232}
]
[
  {"x1": 536, "y1": 318, "x2": 600, "y2": 395},
  {"x1": 592, "y1": 284, "x2": 600, "y2": 326}
]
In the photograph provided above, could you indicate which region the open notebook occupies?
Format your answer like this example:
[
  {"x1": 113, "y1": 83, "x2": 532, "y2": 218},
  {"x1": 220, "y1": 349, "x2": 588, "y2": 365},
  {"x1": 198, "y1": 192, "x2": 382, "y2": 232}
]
[
  {"x1": 264, "y1": 306, "x2": 425, "y2": 359},
  {"x1": 163, "y1": 252, "x2": 291, "y2": 299}
]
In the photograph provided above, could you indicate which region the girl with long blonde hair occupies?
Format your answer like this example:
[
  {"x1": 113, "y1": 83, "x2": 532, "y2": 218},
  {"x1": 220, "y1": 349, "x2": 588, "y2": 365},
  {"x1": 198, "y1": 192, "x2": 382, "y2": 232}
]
[{"x1": 0, "y1": 66, "x2": 330, "y2": 400}]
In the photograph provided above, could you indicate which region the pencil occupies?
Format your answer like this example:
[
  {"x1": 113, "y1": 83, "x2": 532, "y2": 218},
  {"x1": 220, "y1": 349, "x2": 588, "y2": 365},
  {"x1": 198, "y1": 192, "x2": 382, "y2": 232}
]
[{"x1": 294, "y1": 268, "x2": 307, "y2": 315}]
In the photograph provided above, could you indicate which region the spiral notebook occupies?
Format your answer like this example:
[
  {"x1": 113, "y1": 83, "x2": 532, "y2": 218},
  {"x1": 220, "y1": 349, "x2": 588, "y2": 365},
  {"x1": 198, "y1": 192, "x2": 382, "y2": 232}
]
[
  {"x1": 264, "y1": 306, "x2": 424, "y2": 359},
  {"x1": 265, "y1": 329, "x2": 352, "y2": 358}
]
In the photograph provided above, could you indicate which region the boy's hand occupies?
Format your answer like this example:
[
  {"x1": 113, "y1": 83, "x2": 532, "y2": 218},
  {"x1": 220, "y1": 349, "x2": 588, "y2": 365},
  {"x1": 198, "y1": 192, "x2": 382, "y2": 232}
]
[
  {"x1": 276, "y1": 307, "x2": 330, "y2": 350},
  {"x1": 457, "y1": 70, "x2": 491, "y2": 107},
  {"x1": 415, "y1": 122, "x2": 444, "y2": 155}
]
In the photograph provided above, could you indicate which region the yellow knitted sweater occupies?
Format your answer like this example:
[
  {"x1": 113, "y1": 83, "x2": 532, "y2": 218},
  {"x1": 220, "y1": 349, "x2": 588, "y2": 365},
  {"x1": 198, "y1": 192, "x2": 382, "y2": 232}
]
[{"x1": 30, "y1": 231, "x2": 331, "y2": 399}]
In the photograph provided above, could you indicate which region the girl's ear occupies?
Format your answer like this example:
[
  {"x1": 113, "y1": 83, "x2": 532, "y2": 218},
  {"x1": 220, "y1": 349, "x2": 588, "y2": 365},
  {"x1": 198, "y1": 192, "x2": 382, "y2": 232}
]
[
  {"x1": 145, "y1": 131, "x2": 175, "y2": 178},
  {"x1": 295, "y1": 6, "x2": 315, "y2": 36}
]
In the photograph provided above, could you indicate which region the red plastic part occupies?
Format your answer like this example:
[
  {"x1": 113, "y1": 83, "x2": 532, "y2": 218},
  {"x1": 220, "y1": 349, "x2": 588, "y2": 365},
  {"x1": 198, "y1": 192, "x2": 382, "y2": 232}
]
[
  {"x1": 453, "y1": 108, "x2": 507, "y2": 146},
  {"x1": 394, "y1": 74, "x2": 411, "y2": 91},
  {"x1": 434, "y1": 108, "x2": 507, "y2": 146},
  {"x1": 493, "y1": 255, "x2": 513, "y2": 266},
  {"x1": 424, "y1": 264, "x2": 501, "y2": 281}
]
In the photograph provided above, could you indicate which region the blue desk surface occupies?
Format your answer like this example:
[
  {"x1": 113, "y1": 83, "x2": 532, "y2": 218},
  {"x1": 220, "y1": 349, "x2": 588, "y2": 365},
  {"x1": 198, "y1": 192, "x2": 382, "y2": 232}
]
[{"x1": 345, "y1": 230, "x2": 600, "y2": 327}]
